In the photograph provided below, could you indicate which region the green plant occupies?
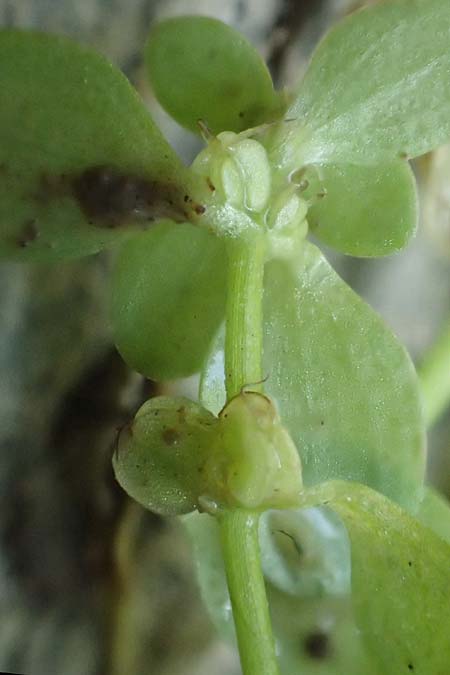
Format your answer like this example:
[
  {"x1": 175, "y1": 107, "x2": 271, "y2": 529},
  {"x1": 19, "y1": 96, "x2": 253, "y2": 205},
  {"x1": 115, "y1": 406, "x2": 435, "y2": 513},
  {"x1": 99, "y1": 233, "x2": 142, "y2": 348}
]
[{"x1": 1, "y1": 3, "x2": 450, "y2": 674}]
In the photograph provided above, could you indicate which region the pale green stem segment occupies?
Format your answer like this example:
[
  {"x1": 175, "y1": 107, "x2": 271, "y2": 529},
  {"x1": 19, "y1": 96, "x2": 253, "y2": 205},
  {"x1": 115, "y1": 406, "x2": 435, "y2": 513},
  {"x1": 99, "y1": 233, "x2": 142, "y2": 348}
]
[
  {"x1": 221, "y1": 234, "x2": 281, "y2": 675},
  {"x1": 419, "y1": 319, "x2": 450, "y2": 427},
  {"x1": 225, "y1": 234, "x2": 266, "y2": 400},
  {"x1": 219, "y1": 509, "x2": 280, "y2": 675}
]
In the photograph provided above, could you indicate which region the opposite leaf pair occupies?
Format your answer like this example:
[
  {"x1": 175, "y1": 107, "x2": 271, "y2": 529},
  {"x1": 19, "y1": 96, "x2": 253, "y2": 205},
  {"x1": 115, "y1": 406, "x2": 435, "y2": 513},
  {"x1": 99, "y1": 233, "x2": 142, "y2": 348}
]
[{"x1": 113, "y1": 391, "x2": 302, "y2": 515}]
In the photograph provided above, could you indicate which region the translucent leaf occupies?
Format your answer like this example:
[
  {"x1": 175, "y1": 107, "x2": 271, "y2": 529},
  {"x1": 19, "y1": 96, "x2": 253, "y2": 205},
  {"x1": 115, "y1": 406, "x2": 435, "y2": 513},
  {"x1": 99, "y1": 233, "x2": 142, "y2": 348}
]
[
  {"x1": 307, "y1": 481, "x2": 450, "y2": 675},
  {"x1": 111, "y1": 221, "x2": 227, "y2": 381},
  {"x1": 201, "y1": 243, "x2": 425, "y2": 511},
  {"x1": 145, "y1": 16, "x2": 281, "y2": 135},
  {"x1": 417, "y1": 486, "x2": 450, "y2": 545},
  {"x1": 0, "y1": 30, "x2": 190, "y2": 262},
  {"x1": 269, "y1": 590, "x2": 380, "y2": 675},
  {"x1": 259, "y1": 506, "x2": 350, "y2": 598},
  {"x1": 273, "y1": 0, "x2": 450, "y2": 169},
  {"x1": 184, "y1": 509, "x2": 378, "y2": 674},
  {"x1": 113, "y1": 396, "x2": 217, "y2": 516},
  {"x1": 301, "y1": 161, "x2": 418, "y2": 257}
]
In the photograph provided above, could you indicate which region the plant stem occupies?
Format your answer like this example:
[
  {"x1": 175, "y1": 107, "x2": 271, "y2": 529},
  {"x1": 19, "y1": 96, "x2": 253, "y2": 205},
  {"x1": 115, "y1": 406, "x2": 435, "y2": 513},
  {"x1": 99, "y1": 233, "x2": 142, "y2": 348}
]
[
  {"x1": 224, "y1": 234, "x2": 265, "y2": 400},
  {"x1": 220, "y1": 233, "x2": 281, "y2": 675},
  {"x1": 220, "y1": 509, "x2": 280, "y2": 675},
  {"x1": 419, "y1": 318, "x2": 450, "y2": 427}
]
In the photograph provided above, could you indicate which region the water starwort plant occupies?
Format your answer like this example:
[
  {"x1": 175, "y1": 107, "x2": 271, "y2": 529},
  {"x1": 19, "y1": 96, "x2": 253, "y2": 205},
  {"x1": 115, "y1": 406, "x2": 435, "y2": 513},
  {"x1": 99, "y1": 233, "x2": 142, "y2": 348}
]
[{"x1": 1, "y1": 2, "x2": 450, "y2": 674}]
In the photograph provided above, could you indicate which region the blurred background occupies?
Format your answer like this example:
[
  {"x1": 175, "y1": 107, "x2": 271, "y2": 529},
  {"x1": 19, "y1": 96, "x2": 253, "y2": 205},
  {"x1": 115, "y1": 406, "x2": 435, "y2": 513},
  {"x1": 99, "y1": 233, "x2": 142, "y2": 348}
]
[{"x1": 0, "y1": 1, "x2": 449, "y2": 673}]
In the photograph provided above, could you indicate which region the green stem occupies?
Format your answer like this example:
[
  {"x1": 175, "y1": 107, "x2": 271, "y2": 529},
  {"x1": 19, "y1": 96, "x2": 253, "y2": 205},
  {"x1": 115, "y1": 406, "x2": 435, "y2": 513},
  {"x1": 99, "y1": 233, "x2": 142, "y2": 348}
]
[
  {"x1": 220, "y1": 509, "x2": 280, "y2": 675},
  {"x1": 220, "y1": 233, "x2": 281, "y2": 675},
  {"x1": 225, "y1": 235, "x2": 265, "y2": 400},
  {"x1": 419, "y1": 319, "x2": 450, "y2": 427}
]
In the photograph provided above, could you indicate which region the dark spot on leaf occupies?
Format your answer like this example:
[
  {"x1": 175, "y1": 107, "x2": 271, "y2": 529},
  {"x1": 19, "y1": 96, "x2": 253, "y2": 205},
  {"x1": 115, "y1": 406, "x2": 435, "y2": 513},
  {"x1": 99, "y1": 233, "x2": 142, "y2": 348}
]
[
  {"x1": 162, "y1": 428, "x2": 180, "y2": 446},
  {"x1": 17, "y1": 219, "x2": 39, "y2": 248},
  {"x1": 206, "y1": 177, "x2": 216, "y2": 192},
  {"x1": 238, "y1": 111, "x2": 244, "y2": 118},
  {"x1": 408, "y1": 560, "x2": 413, "y2": 567},
  {"x1": 320, "y1": 420, "x2": 324, "y2": 426},
  {"x1": 71, "y1": 165, "x2": 187, "y2": 228},
  {"x1": 193, "y1": 203, "x2": 206, "y2": 215},
  {"x1": 399, "y1": 151, "x2": 409, "y2": 160},
  {"x1": 408, "y1": 664, "x2": 414, "y2": 671},
  {"x1": 304, "y1": 632, "x2": 331, "y2": 660},
  {"x1": 176, "y1": 406, "x2": 187, "y2": 425}
]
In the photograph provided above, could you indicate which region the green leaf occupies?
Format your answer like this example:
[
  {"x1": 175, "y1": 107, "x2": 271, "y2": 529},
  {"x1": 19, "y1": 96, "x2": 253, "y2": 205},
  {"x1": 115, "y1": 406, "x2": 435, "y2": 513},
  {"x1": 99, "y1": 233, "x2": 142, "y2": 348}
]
[
  {"x1": 302, "y1": 161, "x2": 418, "y2": 256},
  {"x1": 201, "y1": 243, "x2": 425, "y2": 511},
  {"x1": 111, "y1": 221, "x2": 227, "y2": 381},
  {"x1": 0, "y1": 30, "x2": 191, "y2": 262},
  {"x1": 272, "y1": 0, "x2": 450, "y2": 169},
  {"x1": 145, "y1": 16, "x2": 281, "y2": 135},
  {"x1": 184, "y1": 509, "x2": 378, "y2": 674},
  {"x1": 308, "y1": 481, "x2": 450, "y2": 675},
  {"x1": 417, "y1": 486, "x2": 450, "y2": 545},
  {"x1": 259, "y1": 506, "x2": 350, "y2": 598},
  {"x1": 183, "y1": 511, "x2": 235, "y2": 642},
  {"x1": 113, "y1": 396, "x2": 217, "y2": 516},
  {"x1": 269, "y1": 590, "x2": 379, "y2": 675}
]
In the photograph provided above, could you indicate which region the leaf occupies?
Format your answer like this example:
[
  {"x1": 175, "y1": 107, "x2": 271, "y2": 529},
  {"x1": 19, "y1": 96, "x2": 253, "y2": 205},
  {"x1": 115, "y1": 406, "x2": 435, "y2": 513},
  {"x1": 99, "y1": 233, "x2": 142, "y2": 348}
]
[
  {"x1": 308, "y1": 481, "x2": 450, "y2": 675},
  {"x1": 301, "y1": 160, "x2": 418, "y2": 256},
  {"x1": 0, "y1": 30, "x2": 191, "y2": 262},
  {"x1": 272, "y1": 0, "x2": 450, "y2": 169},
  {"x1": 201, "y1": 243, "x2": 425, "y2": 511},
  {"x1": 145, "y1": 16, "x2": 281, "y2": 135},
  {"x1": 113, "y1": 396, "x2": 218, "y2": 516},
  {"x1": 269, "y1": 590, "x2": 380, "y2": 675},
  {"x1": 111, "y1": 221, "x2": 227, "y2": 381},
  {"x1": 183, "y1": 511, "x2": 235, "y2": 642},
  {"x1": 259, "y1": 506, "x2": 350, "y2": 598},
  {"x1": 184, "y1": 509, "x2": 378, "y2": 674},
  {"x1": 417, "y1": 486, "x2": 450, "y2": 545}
]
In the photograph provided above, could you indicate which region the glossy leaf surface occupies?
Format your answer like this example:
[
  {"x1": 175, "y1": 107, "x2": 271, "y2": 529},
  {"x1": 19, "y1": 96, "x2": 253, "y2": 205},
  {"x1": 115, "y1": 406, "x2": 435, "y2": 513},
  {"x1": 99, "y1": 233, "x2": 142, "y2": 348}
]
[
  {"x1": 302, "y1": 161, "x2": 418, "y2": 256},
  {"x1": 308, "y1": 481, "x2": 450, "y2": 675},
  {"x1": 201, "y1": 243, "x2": 425, "y2": 511},
  {"x1": 146, "y1": 16, "x2": 281, "y2": 135},
  {"x1": 0, "y1": 30, "x2": 189, "y2": 262},
  {"x1": 113, "y1": 396, "x2": 218, "y2": 516},
  {"x1": 112, "y1": 221, "x2": 227, "y2": 381},
  {"x1": 273, "y1": 0, "x2": 450, "y2": 169}
]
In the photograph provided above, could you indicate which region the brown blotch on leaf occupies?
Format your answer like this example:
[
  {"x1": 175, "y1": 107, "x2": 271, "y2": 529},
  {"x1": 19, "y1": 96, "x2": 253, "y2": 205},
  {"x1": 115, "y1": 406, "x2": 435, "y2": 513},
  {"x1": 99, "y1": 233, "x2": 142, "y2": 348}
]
[
  {"x1": 162, "y1": 427, "x2": 180, "y2": 447},
  {"x1": 304, "y1": 631, "x2": 331, "y2": 660},
  {"x1": 71, "y1": 165, "x2": 187, "y2": 228},
  {"x1": 193, "y1": 203, "x2": 206, "y2": 215},
  {"x1": 17, "y1": 219, "x2": 39, "y2": 248}
]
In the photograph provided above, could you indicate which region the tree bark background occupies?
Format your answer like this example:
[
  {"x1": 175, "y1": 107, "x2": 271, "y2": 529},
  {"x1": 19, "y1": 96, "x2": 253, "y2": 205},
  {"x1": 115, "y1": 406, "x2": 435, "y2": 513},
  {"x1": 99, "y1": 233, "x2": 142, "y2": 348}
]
[{"x1": 0, "y1": 1, "x2": 449, "y2": 674}]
